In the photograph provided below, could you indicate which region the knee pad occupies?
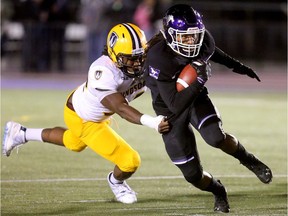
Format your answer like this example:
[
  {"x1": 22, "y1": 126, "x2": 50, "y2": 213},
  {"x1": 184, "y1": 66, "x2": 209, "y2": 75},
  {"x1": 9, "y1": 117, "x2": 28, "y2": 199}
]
[
  {"x1": 176, "y1": 161, "x2": 203, "y2": 184},
  {"x1": 63, "y1": 130, "x2": 86, "y2": 152},
  {"x1": 130, "y1": 151, "x2": 141, "y2": 172},
  {"x1": 223, "y1": 133, "x2": 238, "y2": 146},
  {"x1": 118, "y1": 150, "x2": 141, "y2": 173},
  {"x1": 200, "y1": 121, "x2": 225, "y2": 148},
  {"x1": 67, "y1": 145, "x2": 86, "y2": 152},
  {"x1": 184, "y1": 170, "x2": 203, "y2": 184},
  {"x1": 219, "y1": 133, "x2": 239, "y2": 154}
]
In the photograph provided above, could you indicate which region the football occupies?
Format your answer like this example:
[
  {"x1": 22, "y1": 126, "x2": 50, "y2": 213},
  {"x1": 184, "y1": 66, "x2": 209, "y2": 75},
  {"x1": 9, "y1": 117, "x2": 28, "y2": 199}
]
[{"x1": 176, "y1": 64, "x2": 197, "y2": 91}]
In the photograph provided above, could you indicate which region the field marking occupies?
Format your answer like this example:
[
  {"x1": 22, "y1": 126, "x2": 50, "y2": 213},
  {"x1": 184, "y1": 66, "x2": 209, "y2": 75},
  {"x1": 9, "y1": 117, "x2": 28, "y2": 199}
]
[{"x1": 1, "y1": 174, "x2": 287, "y2": 183}]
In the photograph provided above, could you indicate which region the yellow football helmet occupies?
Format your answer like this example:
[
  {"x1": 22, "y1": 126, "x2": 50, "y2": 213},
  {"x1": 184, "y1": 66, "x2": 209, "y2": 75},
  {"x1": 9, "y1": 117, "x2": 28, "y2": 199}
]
[{"x1": 107, "y1": 23, "x2": 147, "y2": 78}]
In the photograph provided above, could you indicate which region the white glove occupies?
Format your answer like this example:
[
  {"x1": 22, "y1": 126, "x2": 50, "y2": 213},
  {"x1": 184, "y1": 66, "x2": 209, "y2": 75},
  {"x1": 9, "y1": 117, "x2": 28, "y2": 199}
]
[{"x1": 140, "y1": 114, "x2": 165, "y2": 132}]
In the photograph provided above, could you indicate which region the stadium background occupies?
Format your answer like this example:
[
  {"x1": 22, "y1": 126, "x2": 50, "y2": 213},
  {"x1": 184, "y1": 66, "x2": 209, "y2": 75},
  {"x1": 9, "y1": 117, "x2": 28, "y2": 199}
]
[{"x1": 1, "y1": 0, "x2": 287, "y2": 73}]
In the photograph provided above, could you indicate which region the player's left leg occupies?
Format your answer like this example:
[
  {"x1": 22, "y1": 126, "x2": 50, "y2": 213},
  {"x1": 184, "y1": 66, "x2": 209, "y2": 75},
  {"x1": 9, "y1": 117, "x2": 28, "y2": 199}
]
[
  {"x1": 191, "y1": 92, "x2": 272, "y2": 184},
  {"x1": 220, "y1": 133, "x2": 273, "y2": 184},
  {"x1": 79, "y1": 120, "x2": 140, "y2": 204},
  {"x1": 2, "y1": 121, "x2": 66, "y2": 157},
  {"x1": 107, "y1": 167, "x2": 137, "y2": 204},
  {"x1": 3, "y1": 121, "x2": 29, "y2": 156},
  {"x1": 198, "y1": 119, "x2": 273, "y2": 184},
  {"x1": 3, "y1": 94, "x2": 79, "y2": 156}
]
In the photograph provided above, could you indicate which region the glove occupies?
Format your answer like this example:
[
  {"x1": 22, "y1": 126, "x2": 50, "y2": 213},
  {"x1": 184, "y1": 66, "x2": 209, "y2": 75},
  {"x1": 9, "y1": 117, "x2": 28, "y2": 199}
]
[
  {"x1": 191, "y1": 60, "x2": 212, "y2": 85},
  {"x1": 212, "y1": 47, "x2": 261, "y2": 82},
  {"x1": 233, "y1": 63, "x2": 261, "y2": 82},
  {"x1": 140, "y1": 114, "x2": 165, "y2": 132}
]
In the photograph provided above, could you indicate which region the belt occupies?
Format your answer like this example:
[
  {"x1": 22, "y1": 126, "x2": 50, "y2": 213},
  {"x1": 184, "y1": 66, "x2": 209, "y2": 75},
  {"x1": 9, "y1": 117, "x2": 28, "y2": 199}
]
[{"x1": 66, "y1": 92, "x2": 75, "y2": 111}]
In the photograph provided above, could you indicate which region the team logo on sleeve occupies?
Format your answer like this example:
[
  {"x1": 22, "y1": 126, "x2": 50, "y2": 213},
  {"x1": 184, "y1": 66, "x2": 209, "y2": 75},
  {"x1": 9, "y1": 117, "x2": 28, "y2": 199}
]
[
  {"x1": 95, "y1": 70, "x2": 102, "y2": 80},
  {"x1": 149, "y1": 66, "x2": 160, "y2": 79}
]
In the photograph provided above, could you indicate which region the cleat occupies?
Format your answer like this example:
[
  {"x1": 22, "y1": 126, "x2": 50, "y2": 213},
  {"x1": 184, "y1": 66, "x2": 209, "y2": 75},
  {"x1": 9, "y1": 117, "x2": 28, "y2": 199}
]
[
  {"x1": 214, "y1": 180, "x2": 230, "y2": 213},
  {"x1": 107, "y1": 172, "x2": 137, "y2": 204},
  {"x1": 2, "y1": 121, "x2": 27, "y2": 157},
  {"x1": 240, "y1": 154, "x2": 273, "y2": 184}
]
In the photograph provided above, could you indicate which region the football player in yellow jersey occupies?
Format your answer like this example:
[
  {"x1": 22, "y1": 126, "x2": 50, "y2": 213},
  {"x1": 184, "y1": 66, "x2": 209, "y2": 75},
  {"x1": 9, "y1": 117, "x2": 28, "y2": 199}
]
[{"x1": 3, "y1": 23, "x2": 170, "y2": 204}]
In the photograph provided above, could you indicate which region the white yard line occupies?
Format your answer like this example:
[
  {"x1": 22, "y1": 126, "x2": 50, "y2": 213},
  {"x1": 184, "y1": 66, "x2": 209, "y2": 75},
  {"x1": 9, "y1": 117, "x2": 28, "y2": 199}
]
[{"x1": 1, "y1": 174, "x2": 286, "y2": 183}]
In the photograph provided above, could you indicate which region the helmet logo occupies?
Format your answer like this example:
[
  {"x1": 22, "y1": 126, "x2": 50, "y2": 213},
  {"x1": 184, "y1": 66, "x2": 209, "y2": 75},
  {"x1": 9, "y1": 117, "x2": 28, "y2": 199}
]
[
  {"x1": 166, "y1": 15, "x2": 174, "y2": 24},
  {"x1": 109, "y1": 32, "x2": 118, "y2": 48}
]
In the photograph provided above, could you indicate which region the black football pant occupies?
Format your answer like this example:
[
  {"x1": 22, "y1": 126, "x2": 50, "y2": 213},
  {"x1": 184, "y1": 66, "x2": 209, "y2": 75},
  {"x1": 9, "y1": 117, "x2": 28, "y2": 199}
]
[{"x1": 162, "y1": 90, "x2": 225, "y2": 184}]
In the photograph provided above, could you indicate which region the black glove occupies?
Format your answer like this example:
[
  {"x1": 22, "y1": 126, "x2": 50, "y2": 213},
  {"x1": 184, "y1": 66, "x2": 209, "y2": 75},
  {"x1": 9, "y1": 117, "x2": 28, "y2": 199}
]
[
  {"x1": 211, "y1": 47, "x2": 261, "y2": 82},
  {"x1": 233, "y1": 63, "x2": 261, "y2": 82},
  {"x1": 192, "y1": 60, "x2": 211, "y2": 85}
]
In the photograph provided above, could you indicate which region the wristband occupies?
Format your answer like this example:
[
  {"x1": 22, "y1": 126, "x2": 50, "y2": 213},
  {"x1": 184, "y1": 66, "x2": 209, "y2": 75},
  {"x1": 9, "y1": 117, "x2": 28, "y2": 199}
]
[{"x1": 140, "y1": 114, "x2": 164, "y2": 131}]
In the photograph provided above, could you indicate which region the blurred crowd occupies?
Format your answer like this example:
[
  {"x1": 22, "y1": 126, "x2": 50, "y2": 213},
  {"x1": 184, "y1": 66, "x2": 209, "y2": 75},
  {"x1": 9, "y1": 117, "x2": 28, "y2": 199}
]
[
  {"x1": 1, "y1": 0, "x2": 286, "y2": 73},
  {"x1": 1, "y1": 0, "x2": 171, "y2": 73},
  {"x1": 81, "y1": 0, "x2": 170, "y2": 65}
]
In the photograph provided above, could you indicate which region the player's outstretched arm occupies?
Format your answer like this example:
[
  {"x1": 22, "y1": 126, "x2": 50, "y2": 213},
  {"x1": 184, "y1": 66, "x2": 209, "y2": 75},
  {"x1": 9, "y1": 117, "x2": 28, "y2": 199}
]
[
  {"x1": 211, "y1": 46, "x2": 261, "y2": 82},
  {"x1": 101, "y1": 93, "x2": 170, "y2": 133}
]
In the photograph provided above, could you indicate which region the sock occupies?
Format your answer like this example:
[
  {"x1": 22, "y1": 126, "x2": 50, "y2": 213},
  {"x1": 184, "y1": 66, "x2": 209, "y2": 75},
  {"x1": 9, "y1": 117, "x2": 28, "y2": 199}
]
[
  {"x1": 231, "y1": 142, "x2": 251, "y2": 161},
  {"x1": 204, "y1": 178, "x2": 226, "y2": 196},
  {"x1": 25, "y1": 128, "x2": 44, "y2": 142},
  {"x1": 109, "y1": 172, "x2": 123, "y2": 184}
]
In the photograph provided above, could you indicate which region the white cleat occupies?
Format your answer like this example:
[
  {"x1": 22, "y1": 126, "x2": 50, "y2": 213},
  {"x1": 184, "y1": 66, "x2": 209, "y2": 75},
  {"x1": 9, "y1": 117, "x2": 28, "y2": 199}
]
[
  {"x1": 107, "y1": 172, "x2": 137, "y2": 204},
  {"x1": 2, "y1": 121, "x2": 27, "y2": 157}
]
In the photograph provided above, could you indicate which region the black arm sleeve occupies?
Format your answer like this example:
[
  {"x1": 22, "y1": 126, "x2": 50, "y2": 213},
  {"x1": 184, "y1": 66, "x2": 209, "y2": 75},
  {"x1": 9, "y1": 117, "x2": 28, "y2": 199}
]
[
  {"x1": 210, "y1": 46, "x2": 261, "y2": 81},
  {"x1": 157, "y1": 80, "x2": 204, "y2": 116},
  {"x1": 210, "y1": 46, "x2": 242, "y2": 69}
]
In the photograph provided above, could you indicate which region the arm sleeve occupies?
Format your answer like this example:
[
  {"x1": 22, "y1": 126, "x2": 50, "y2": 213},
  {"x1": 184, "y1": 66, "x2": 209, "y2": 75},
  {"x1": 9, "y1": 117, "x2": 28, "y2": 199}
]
[
  {"x1": 210, "y1": 47, "x2": 261, "y2": 81},
  {"x1": 157, "y1": 79, "x2": 204, "y2": 115},
  {"x1": 210, "y1": 46, "x2": 242, "y2": 69}
]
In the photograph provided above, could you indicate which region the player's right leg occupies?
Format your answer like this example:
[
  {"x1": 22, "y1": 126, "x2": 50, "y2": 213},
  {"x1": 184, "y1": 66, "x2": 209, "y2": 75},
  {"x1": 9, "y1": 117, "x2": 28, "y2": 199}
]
[
  {"x1": 162, "y1": 111, "x2": 230, "y2": 213},
  {"x1": 107, "y1": 167, "x2": 137, "y2": 204},
  {"x1": 78, "y1": 120, "x2": 140, "y2": 204},
  {"x1": 192, "y1": 171, "x2": 230, "y2": 213},
  {"x1": 177, "y1": 160, "x2": 230, "y2": 213}
]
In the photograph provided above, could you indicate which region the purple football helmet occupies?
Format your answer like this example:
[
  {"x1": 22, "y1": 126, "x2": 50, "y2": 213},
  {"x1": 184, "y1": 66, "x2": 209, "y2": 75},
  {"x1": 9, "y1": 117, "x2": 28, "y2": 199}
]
[{"x1": 162, "y1": 4, "x2": 205, "y2": 58}]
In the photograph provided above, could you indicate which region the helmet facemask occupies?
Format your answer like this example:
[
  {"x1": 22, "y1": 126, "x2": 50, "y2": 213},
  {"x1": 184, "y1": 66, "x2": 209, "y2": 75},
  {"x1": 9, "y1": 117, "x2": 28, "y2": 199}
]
[
  {"x1": 162, "y1": 4, "x2": 206, "y2": 58},
  {"x1": 167, "y1": 27, "x2": 205, "y2": 58},
  {"x1": 116, "y1": 52, "x2": 146, "y2": 78}
]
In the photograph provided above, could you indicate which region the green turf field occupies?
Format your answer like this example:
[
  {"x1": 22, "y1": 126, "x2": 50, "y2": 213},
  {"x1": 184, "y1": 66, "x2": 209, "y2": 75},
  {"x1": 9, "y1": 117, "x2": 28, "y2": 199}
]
[{"x1": 1, "y1": 89, "x2": 287, "y2": 215}]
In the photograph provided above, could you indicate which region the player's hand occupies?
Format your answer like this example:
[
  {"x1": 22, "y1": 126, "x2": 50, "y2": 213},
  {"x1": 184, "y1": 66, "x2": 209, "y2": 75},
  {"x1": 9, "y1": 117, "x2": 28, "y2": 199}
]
[
  {"x1": 157, "y1": 117, "x2": 170, "y2": 134},
  {"x1": 140, "y1": 114, "x2": 170, "y2": 133},
  {"x1": 192, "y1": 60, "x2": 212, "y2": 85},
  {"x1": 233, "y1": 64, "x2": 261, "y2": 82}
]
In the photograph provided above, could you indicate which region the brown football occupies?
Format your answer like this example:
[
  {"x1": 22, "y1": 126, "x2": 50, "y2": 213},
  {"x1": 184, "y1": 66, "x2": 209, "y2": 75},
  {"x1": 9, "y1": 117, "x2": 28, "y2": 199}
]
[{"x1": 176, "y1": 64, "x2": 197, "y2": 92}]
